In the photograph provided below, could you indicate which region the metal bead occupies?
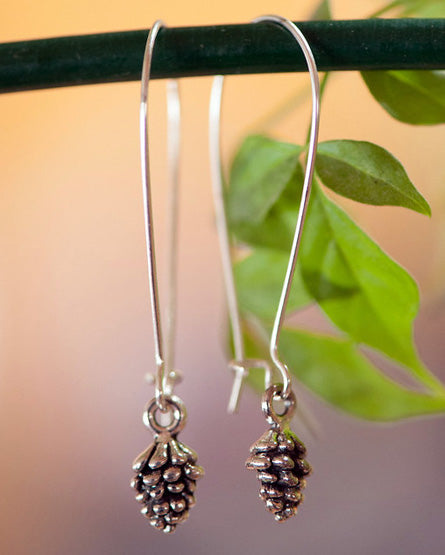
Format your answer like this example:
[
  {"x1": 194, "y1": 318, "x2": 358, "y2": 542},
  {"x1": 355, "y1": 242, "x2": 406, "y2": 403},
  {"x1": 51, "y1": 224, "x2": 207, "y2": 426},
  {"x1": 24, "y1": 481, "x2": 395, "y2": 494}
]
[
  {"x1": 284, "y1": 489, "x2": 302, "y2": 503},
  {"x1": 166, "y1": 481, "x2": 185, "y2": 493},
  {"x1": 152, "y1": 502, "x2": 170, "y2": 516},
  {"x1": 149, "y1": 517, "x2": 164, "y2": 530},
  {"x1": 265, "y1": 498, "x2": 284, "y2": 513},
  {"x1": 271, "y1": 454, "x2": 295, "y2": 469},
  {"x1": 278, "y1": 436, "x2": 295, "y2": 452},
  {"x1": 245, "y1": 455, "x2": 271, "y2": 470},
  {"x1": 132, "y1": 444, "x2": 154, "y2": 472},
  {"x1": 185, "y1": 479, "x2": 196, "y2": 493},
  {"x1": 264, "y1": 486, "x2": 283, "y2": 498},
  {"x1": 283, "y1": 505, "x2": 298, "y2": 519},
  {"x1": 169, "y1": 440, "x2": 190, "y2": 465},
  {"x1": 142, "y1": 470, "x2": 161, "y2": 487},
  {"x1": 176, "y1": 441, "x2": 198, "y2": 462},
  {"x1": 148, "y1": 441, "x2": 169, "y2": 469},
  {"x1": 277, "y1": 471, "x2": 299, "y2": 487},
  {"x1": 250, "y1": 429, "x2": 278, "y2": 453},
  {"x1": 295, "y1": 459, "x2": 312, "y2": 476},
  {"x1": 130, "y1": 476, "x2": 143, "y2": 491},
  {"x1": 183, "y1": 493, "x2": 196, "y2": 508},
  {"x1": 170, "y1": 498, "x2": 187, "y2": 513},
  {"x1": 163, "y1": 524, "x2": 176, "y2": 534},
  {"x1": 184, "y1": 464, "x2": 204, "y2": 480},
  {"x1": 149, "y1": 483, "x2": 165, "y2": 500},
  {"x1": 163, "y1": 467, "x2": 182, "y2": 483},
  {"x1": 164, "y1": 512, "x2": 182, "y2": 525},
  {"x1": 257, "y1": 472, "x2": 277, "y2": 483},
  {"x1": 135, "y1": 491, "x2": 146, "y2": 503}
]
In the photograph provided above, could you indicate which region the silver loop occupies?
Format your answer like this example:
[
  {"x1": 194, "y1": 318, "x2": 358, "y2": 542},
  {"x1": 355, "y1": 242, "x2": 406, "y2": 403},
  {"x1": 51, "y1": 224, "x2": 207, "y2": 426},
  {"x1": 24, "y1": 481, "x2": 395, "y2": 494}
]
[
  {"x1": 227, "y1": 359, "x2": 272, "y2": 414},
  {"x1": 262, "y1": 384, "x2": 296, "y2": 428},
  {"x1": 143, "y1": 395, "x2": 187, "y2": 435},
  {"x1": 209, "y1": 16, "x2": 320, "y2": 408},
  {"x1": 140, "y1": 21, "x2": 182, "y2": 410}
]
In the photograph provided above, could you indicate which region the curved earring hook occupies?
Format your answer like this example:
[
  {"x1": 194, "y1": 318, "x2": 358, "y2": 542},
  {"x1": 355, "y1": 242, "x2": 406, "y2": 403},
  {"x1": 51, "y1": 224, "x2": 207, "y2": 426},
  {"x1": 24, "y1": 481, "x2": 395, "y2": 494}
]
[
  {"x1": 209, "y1": 15, "x2": 320, "y2": 410},
  {"x1": 140, "y1": 20, "x2": 181, "y2": 411}
]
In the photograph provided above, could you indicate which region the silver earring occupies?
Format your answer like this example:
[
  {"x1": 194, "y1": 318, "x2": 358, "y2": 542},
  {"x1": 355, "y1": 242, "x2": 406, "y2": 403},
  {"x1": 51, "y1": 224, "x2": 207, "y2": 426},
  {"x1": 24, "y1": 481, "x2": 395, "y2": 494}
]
[
  {"x1": 131, "y1": 20, "x2": 204, "y2": 534},
  {"x1": 209, "y1": 15, "x2": 320, "y2": 522}
]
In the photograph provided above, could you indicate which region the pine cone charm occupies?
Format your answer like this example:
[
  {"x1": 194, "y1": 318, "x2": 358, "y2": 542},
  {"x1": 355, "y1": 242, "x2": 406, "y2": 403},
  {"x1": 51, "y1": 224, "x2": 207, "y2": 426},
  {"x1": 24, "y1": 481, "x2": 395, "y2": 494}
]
[
  {"x1": 131, "y1": 396, "x2": 203, "y2": 533},
  {"x1": 246, "y1": 384, "x2": 311, "y2": 522}
]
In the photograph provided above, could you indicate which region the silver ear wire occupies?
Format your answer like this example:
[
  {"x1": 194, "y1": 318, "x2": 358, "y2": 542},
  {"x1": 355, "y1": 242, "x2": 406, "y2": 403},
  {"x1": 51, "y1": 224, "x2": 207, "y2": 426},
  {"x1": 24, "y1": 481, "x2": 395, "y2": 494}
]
[
  {"x1": 133, "y1": 21, "x2": 204, "y2": 533},
  {"x1": 140, "y1": 21, "x2": 181, "y2": 411},
  {"x1": 209, "y1": 16, "x2": 320, "y2": 411}
]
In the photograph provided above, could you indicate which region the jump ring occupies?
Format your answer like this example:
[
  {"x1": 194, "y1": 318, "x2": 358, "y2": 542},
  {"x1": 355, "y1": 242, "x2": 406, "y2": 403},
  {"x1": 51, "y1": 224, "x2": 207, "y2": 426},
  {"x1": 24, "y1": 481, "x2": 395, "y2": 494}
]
[
  {"x1": 143, "y1": 395, "x2": 187, "y2": 435},
  {"x1": 262, "y1": 384, "x2": 296, "y2": 428}
]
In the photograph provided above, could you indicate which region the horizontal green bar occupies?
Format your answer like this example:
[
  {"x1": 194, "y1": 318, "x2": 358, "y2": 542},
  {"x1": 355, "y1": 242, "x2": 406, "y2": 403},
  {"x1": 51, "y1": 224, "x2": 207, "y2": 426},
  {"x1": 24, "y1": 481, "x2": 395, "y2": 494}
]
[{"x1": 1, "y1": 19, "x2": 444, "y2": 94}]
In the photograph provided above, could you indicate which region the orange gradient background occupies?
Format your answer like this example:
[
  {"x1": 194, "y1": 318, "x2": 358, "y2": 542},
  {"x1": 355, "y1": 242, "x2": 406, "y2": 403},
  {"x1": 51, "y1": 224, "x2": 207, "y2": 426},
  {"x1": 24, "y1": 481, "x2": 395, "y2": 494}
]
[{"x1": 1, "y1": 1, "x2": 445, "y2": 554}]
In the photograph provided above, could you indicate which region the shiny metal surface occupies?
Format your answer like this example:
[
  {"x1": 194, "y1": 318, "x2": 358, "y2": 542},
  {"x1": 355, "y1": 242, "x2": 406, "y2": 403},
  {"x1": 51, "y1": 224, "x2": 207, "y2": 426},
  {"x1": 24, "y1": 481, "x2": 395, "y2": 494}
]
[
  {"x1": 131, "y1": 431, "x2": 204, "y2": 533},
  {"x1": 209, "y1": 15, "x2": 320, "y2": 407},
  {"x1": 143, "y1": 395, "x2": 187, "y2": 436},
  {"x1": 140, "y1": 20, "x2": 181, "y2": 411},
  {"x1": 134, "y1": 20, "x2": 203, "y2": 532},
  {"x1": 246, "y1": 427, "x2": 311, "y2": 522},
  {"x1": 262, "y1": 384, "x2": 296, "y2": 429}
]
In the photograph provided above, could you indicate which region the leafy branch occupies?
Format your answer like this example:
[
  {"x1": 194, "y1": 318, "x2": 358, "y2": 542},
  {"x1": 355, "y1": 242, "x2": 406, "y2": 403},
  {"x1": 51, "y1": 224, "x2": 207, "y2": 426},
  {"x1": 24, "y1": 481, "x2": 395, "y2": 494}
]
[{"x1": 224, "y1": 0, "x2": 445, "y2": 421}]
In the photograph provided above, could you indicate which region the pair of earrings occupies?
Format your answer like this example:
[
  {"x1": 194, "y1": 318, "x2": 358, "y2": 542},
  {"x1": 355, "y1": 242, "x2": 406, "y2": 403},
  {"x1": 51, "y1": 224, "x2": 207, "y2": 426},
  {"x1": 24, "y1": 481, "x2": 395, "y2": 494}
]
[{"x1": 130, "y1": 15, "x2": 320, "y2": 533}]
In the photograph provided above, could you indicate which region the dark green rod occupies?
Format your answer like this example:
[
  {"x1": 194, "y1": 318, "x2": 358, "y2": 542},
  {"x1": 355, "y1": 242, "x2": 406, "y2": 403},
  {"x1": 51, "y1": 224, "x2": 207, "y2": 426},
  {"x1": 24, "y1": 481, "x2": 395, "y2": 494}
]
[{"x1": 1, "y1": 19, "x2": 444, "y2": 94}]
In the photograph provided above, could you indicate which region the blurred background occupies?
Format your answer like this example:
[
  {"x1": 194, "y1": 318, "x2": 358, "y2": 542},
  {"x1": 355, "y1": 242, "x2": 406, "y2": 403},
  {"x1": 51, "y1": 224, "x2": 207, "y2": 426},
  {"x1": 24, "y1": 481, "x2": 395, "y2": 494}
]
[{"x1": 1, "y1": 1, "x2": 445, "y2": 554}]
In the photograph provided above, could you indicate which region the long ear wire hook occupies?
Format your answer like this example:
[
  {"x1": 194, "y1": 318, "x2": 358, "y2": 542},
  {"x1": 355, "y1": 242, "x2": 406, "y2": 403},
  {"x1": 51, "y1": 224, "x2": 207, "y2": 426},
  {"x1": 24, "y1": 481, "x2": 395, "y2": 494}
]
[
  {"x1": 209, "y1": 16, "x2": 320, "y2": 411},
  {"x1": 140, "y1": 20, "x2": 181, "y2": 411}
]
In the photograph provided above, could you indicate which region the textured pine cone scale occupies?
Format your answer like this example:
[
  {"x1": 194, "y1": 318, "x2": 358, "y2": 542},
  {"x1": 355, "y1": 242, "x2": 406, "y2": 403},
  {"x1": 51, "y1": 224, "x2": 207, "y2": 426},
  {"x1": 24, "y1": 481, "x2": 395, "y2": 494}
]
[
  {"x1": 246, "y1": 428, "x2": 311, "y2": 522},
  {"x1": 131, "y1": 431, "x2": 204, "y2": 533}
]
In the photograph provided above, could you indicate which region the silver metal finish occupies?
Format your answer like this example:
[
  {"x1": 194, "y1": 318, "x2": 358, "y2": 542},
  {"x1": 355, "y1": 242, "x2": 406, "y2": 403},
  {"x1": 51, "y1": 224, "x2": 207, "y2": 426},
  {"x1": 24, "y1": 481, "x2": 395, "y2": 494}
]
[
  {"x1": 246, "y1": 390, "x2": 312, "y2": 522},
  {"x1": 140, "y1": 20, "x2": 181, "y2": 411},
  {"x1": 209, "y1": 16, "x2": 320, "y2": 407},
  {"x1": 143, "y1": 395, "x2": 187, "y2": 435},
  {"x1": 227, "y1": 358, "x2": 272, "y2": 414},
  {"x1": 134, "y1": 21, "x2": 203, "y2": 532},
  {"x1": 262, "y1": 384, "x2": 296, "y2": 429},
  {"x1": 131, "y1": 428, "x2": 204, "y2": 533}
]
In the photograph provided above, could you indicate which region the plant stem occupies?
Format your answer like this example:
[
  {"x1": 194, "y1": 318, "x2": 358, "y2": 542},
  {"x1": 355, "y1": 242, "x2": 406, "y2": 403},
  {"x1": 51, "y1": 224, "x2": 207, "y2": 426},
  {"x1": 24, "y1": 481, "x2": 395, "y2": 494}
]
[{"x1": 368, "y1": 1, "x2": 400, "y2": 18}]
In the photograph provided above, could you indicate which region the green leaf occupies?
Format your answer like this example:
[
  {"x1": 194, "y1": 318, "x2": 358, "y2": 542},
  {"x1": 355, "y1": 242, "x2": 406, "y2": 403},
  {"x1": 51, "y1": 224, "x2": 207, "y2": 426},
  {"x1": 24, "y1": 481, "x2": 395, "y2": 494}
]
[
  {"x1": 316, "y1": 140, "x2": 431, "y2": 215},
  {"x1": 228, "y1": 135, "x2": 302, "y2": 226},
  {"x1": 361, "y1": 70, "x2": 445, "y2": 125},
  {"x1": 279, "y1": 328, "x2": 445, "y2": 421},
  {"x1": 228, "y1": 135, "x2": 303, "y2": 251},
  {"x1": 234, "y1": 248, "x2": 311, "y2": 322},
  {"x1": 299, "y1": 188, "x2": 442, "y2": 392},
  {"x1": 242, "y1": 324, "x2": 445, "y2": 421},
  {"x1": 310, "y1": 0, "x2": 332, "y2": 20},
  {"x1": 396, "y1": 0, "x2": 445, "y2": 17}
]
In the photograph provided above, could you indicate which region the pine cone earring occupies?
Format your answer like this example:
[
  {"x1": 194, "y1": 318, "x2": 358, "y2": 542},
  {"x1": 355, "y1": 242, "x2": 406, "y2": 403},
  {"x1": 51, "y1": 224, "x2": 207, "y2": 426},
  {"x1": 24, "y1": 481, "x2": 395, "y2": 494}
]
[
  {"x1": 246, "y1": 385, "x2": 311, "y2": 521},
  {"x1": 131, "y1": 397, "x2": 204, "y2": 533},
  {"x1": 133, "y1": 20, "x2": 203, "y2": 532}
]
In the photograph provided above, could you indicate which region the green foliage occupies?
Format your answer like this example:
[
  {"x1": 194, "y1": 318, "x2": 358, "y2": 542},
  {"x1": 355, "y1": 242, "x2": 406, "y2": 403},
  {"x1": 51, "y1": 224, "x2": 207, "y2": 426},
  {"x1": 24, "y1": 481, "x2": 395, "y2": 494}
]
[
  {"x1": 361, "y1": 71, "x2": 445, "y2": 125},
  {"x1": 243, "y1": 325, "x2": 445, "y2": 421},
  {"x1": 234, "y1": 249, "x2": 311, "y2": 321},
  {"x1": 228, "y1": 135, "x2": 304, "y2": 251},
  {"x1": 393, "y1": 0, "x2": 445, "y2": 17},
  {"x1": 224, "y1": 0, "x2": 445, "y2": 421},
  {"x1": 316, "y1": 140, "x2": 431, "y2": 213},
  {"x1": 227, "y1": 134, "x2": 445, "y2": 420},
  {"x1": 310, "y1": 0, "x2": 332, "y2": 20},
  {"x1": 300, "y1": 188, "x2": 439, "y2": 392}
]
